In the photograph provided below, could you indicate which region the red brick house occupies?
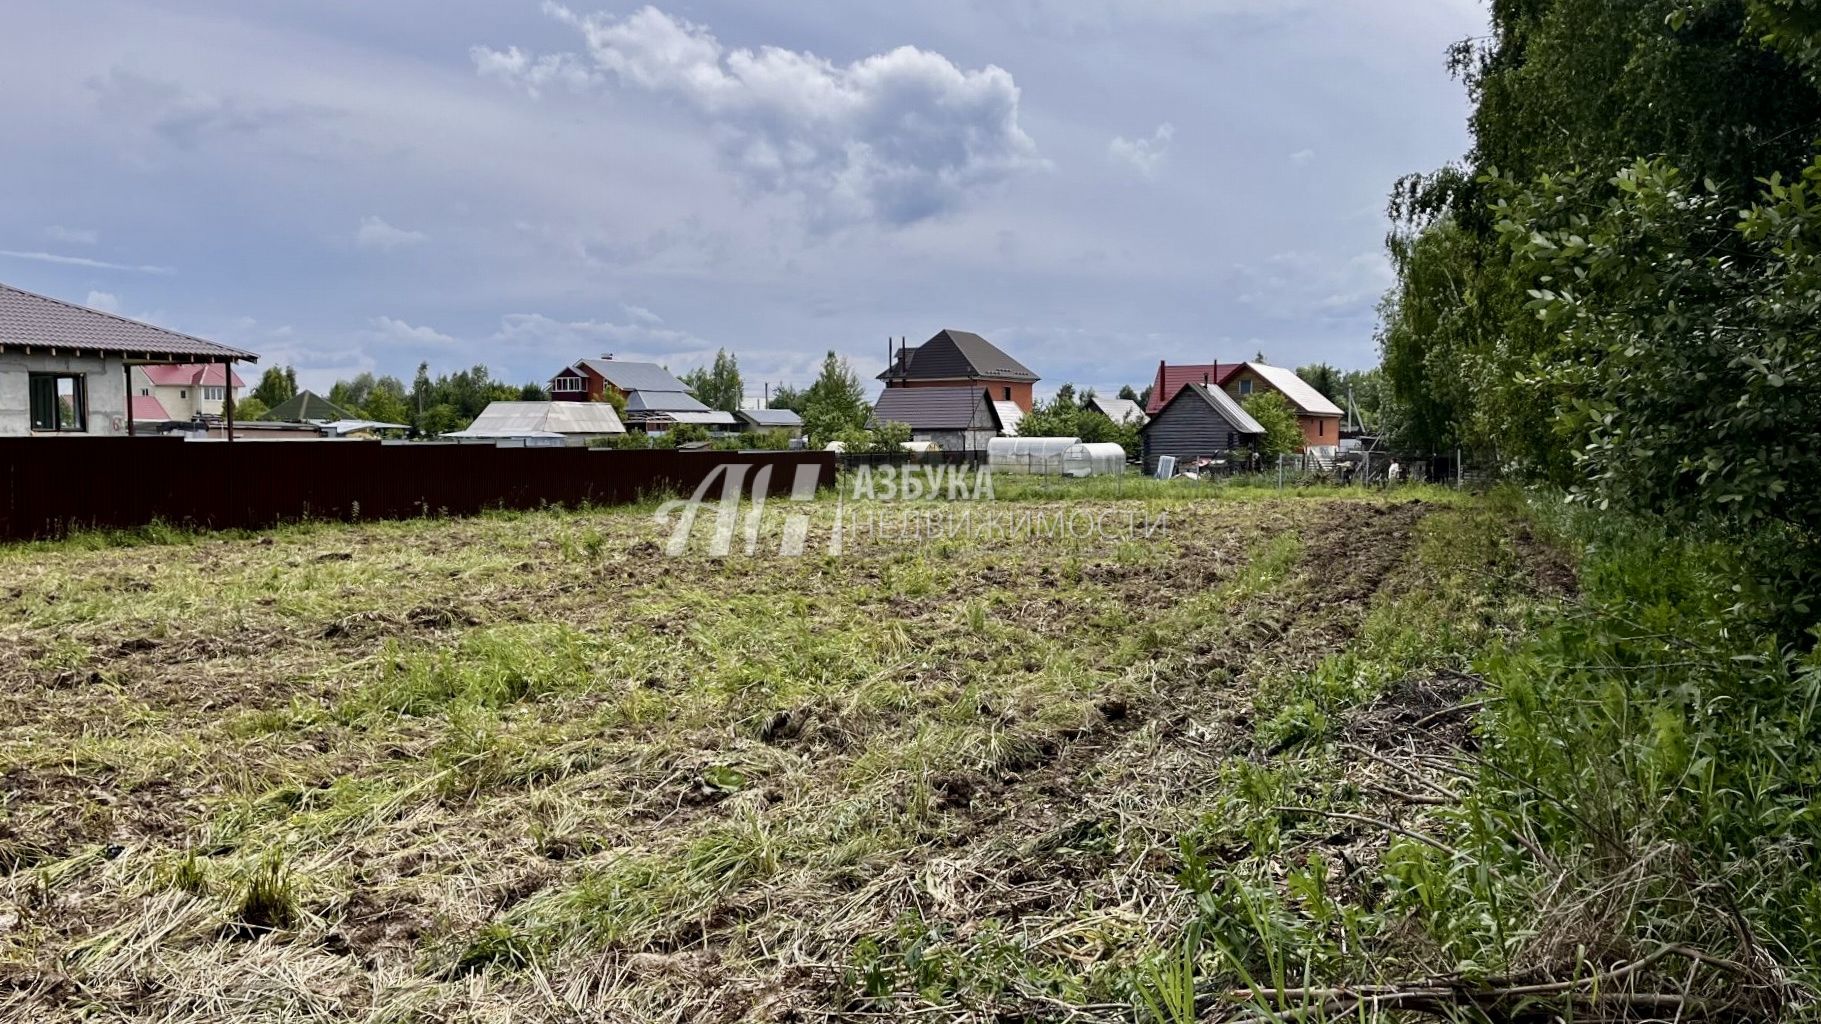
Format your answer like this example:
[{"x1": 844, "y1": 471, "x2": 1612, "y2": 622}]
[
  {"x1": 1145, "y1": 360, "x2": 1343, "y2": 450},
  {"x1": 547, "y1": 355, "x2": 736, "y2": 431},
  {"x1": 877, "y1": 330, "x2": 1039, "y2": 413}
]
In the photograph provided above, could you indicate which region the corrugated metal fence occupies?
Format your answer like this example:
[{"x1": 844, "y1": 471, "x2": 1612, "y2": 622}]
[{"x1": 0, "y1": 438, "x2": 836, "y2": 541}]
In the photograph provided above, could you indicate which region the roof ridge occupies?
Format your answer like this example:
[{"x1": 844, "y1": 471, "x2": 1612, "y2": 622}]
[{"x1": 0, "y1": 281, "x2": 258, "y2": 359}]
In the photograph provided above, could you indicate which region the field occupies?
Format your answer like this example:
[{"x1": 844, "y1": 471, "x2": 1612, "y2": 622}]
[{"x1": 0, "y1": 486, "x2": 1562, "y2": 1022}]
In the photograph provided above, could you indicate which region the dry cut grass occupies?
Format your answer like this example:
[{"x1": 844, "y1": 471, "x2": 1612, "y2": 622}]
[{"x1": 0, "y1": 488, "x2": 1542, "y2": 1022}]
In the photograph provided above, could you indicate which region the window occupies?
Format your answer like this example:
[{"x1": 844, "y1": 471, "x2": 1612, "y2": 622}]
[
  {"x1": 553, "y1": 375, "x2": 584, "y2": 393},
  {"x1": 29, "y1": 373, "x2": 86, "y2": 432},
  {"x1": 139, "y1": 387, "x2": 150, "y2": 396},
  {"x1": 1002, "y1": 386, "x2": 1012, "y2": 400},
  {"x1": 1318, "y1": 419, "x2": 1325, "y2": 437},
  {"x1": 179, "y1": 389, "x2": 188, "y2": 399},
  {"x1": 1238, "y1": 378, "x2": 1253, "y2": 395},
  {"x1": 203, "y1": 386, "x2": 225, "y2": 401}
]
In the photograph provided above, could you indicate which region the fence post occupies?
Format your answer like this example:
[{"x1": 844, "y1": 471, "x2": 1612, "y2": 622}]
[{"x1": 1276, "y1": 454, "x2": 1283, "y2": 490}]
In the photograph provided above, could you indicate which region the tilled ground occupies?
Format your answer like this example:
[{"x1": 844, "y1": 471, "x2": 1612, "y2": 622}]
[{"x1": 0, "y1": 493, "x2": 1517, "y2": 1023}]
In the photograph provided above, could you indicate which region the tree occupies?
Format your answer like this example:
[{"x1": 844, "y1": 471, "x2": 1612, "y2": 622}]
[
  {"x1": 801, "y1": 351, "x2": 868, "y2": 445},
  {"x1": 233, "y1": 396, "x2": 270, "y2": 422},
  {"x1": 768, "y1": 384, "x2": 805, "y2": 412},
  {"x1": 1242, "y1": 392, "x2": 1302, "y2": 457},
  {"x1": 252, "y1": 366, "x2": 297, "y2": 408},
  {"x1": 681, "y1": 349, "x2": 743, "y2": 414},
  {"x1": 864, "y1": 420, "x2": 912, "y2": 454},
  {"x1": 1117, "y1": 384, "x2": 1140, "y2": 401},
  {"x1": 1295, "y1": 363, "x2": 1340, "y2": 404},
  {"x1": 1016, "y1": 384, "x2": 1141, "y2": 458},
  {"x1": 363, "y1": 376, "x2": 412, "y2": 425}
]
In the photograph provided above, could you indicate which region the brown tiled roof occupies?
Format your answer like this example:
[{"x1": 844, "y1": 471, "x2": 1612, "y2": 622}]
[{"x1": 0, "y1": 283, "x2": 257, "y2": 360}]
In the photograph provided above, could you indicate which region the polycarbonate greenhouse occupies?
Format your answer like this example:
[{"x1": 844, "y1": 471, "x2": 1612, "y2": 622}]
[{"x1": 987, "y1": 437, "x2": 1127, "y2": 477}]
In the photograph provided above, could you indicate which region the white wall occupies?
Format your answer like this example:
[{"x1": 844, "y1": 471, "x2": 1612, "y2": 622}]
[{"x1": 0, "y1": 352, "x2": 130, "y2": 436}]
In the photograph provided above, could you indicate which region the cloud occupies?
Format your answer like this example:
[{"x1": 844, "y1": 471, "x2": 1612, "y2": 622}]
[
  {"x1": 1234, "y1": 248, "x2": 1393, "y2": 322},
  {"x1": 1289, "y1": 148, "x2": 1315, "y2": 165},
  {"x1": 491, "y1": 311, "x2": 707, "y2": 360},
  {"x1": 621, "y1": 303, "x2": 663, "y2": 324},
  {"x1": 1109, "y1": 122, "x2": 1174, "y2": 177},
  {"x1": 85, "y1": 291, "x2": 120, "y2": 312},
  {"x1": 46, "y1": 226, "x2": 99, "y2": 245},
  {"x1": 0, "y1": 250, "x2": 174, "y2": 274},
  {"x1": 87, "y1": 67, "x2": 334, "y2": 150},
  {"x1": 474, "y1": 4, "x2": 1044, "y2": 226},
  {"x1": 355, "y1": 216, "x2": 427, "y2": 250},
  {"x1": 369, "y1": 316, "x2": 455, "y2": 344}
]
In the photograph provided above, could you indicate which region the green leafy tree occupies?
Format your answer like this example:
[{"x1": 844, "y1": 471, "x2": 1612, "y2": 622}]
[
  {"x1": 680, "y1": 349, "x2": 743, "y2": 414},
  {"x1": 1117, "y1": 384, "x2": 1140, "y2": 402},
  {"x1": 232, "y1": 396, "x2": 270, "y2": 422},
  {"x1": 1242, "y1": 391, "x2": 1302, "y2": 457},
  {"x1": 801, "y1": 351, "x2": 868, "y2": 445},
  {"x1": 1016, "y1": 385, "x2": 1141, "y2": 458},
  {"x1": 865, "y1": 420, "x2": 912, "y2": 454},
  {"x1": 768, "y1": 384, "x2": 805, "y2": 412},
  {"x1": 252, "y1": 366, "x2": 297, "y2": 408}
]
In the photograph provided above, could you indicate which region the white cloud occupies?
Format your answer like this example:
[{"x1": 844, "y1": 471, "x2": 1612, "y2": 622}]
[
  {"x1": 355, "y1": 216, "x2": 427, "y2": 250},
  {"x1": 474, "y1": 4, "x2": 1044, "y2": 226},
  {"x1": 471, "y1": 45, "x2": 599, "y2": 98},
  {"x1": 1289, "y1": 148, "x2": 1315, "y2": 165},
  {"x1": 87, "y1": 67, "x2": 334, "y2": 151},
  {"x1": 47, "y1": 225, "x2": 99, "y2": 245},
  {"x1": 622, "y1": 303, "x2": 663, "y2": 324},
  {"x1": 369, "y1": 316, "x2": 454, "y2": 344},
  {"x1": 85, "y1": 291, "x2": 120, "y2": 312},
  {"x1": 1109, "y1": 123, "x2": 1174, "y2": 177},
  {"x1": 0, "y1": 250, "x2": 173, "y2": 274},
  {"x1": 491, "y1": 311, "x2": 706, "y2": 360}
]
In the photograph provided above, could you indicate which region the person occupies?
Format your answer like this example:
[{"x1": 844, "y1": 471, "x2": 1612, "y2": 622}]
[{"x1": 1387, "y1": 460, "x2": 1402, "y2": 486}]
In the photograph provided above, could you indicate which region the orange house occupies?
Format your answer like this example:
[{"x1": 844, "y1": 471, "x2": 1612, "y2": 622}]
[
  {"x1": 877, "y1": 329, "x2": 1039, "y2": 413},
  {"x1": 1147, "y1": 359, "x2": 1342, "y2": 451}
]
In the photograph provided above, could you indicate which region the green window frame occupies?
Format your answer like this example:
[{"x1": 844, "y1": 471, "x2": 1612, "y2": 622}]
[{"x1": 29, "y1": 373, "x2": 87, "y2": 433}]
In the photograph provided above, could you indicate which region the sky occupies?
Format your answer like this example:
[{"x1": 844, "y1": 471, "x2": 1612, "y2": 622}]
[{"x1": 0, "y1": 0, "x2": 1485, "y2": 401}]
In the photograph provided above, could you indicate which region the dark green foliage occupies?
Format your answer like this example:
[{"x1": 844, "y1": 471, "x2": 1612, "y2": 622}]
[
  {"x1": 680, "y1": 349, "x2": 743, "y2": 414},
  {"x1": 1016, "y1": 385, "x2": 1141, "y2": 457},
  {"x1": 801, "y1": 351, "x2": 869, "y2": 445},
  {"x1": 1239, "y1": 392, "x2": 1301, "y2": 457},
  {"x1": 252, "y1": 366, "x2": 297, "y2": 409}
]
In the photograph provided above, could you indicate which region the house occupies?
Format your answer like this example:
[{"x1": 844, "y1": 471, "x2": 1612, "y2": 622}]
[
  {"x1": 443, "y1": 401, "x2": 626, "y2": 446},
  {"x1": 0, "y1": 282, "x2": 256, "y2": 437},
  {"x1": 877, "y1": 330, "x2": 1040, "y2": 413},
  {"x1": 1086, "y1": 395, "x2": 1146, "y2": 427},
  {"x1": 549, "y1": 355, "x2": 738, "y2": 431},
  {"x1": 131, "y1": 364, "x2": 246, "y2": 422},
  {"x1": 870, "y1": 386, "x2": 1009, "y2": 452},
  {"x1": 1139, "y1": 382, "x2": 1267, "y2": 474},
  {"x1": 736, "y1": 408, "x2": 804, "y2": 436},
  {"x1": 1145, "y1": 360, "x2": 1343, "y2": 451},
  {"x1": 266, "y1": 390, "x2": 352, "y2": 423}
]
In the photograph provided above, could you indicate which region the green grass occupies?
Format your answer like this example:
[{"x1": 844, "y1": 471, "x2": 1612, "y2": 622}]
[{"x1": 0, "y1": 488, "x2": 1586, "y2": 1023}]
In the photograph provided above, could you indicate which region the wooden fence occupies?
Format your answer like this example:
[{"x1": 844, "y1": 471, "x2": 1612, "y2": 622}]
[{"x1": 0, "y1": 438, "x2": 836, "y2": 541}]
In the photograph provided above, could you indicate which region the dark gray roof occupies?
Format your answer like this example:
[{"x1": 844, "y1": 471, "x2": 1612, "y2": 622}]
[
  {"x1": 576, "y1": 358, "x2": 691, "y2": 393},
  {"x1": 871, "y1": 386, "x2": 1003, "y2": 431},
  {"x1": 1141, "y1": 382, "x2": 1266, "y2": 435},
  {"x1": 0, "y1": 282, "x2": 257, "y2": 360},
  {"x1": 738, "y1": 408, "x2": 803, "y2": 428},
  {"x1": 877, "y1": 329, "x2": 1038, "y2": 383},
  {"x1": 623, "y1": 389, "x2": 712, "y2": 414}
]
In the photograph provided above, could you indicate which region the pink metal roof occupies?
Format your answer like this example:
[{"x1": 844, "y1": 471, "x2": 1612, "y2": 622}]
[
  {"x1": 130, "y1": 395, "x2": 172, "y2": 420},
  {"x1": 140, "y1": 364, "x2": 245, "y2": 388},
  {"x1": 1146, "y1": 362, "x2": 1242, "y2": 414}
]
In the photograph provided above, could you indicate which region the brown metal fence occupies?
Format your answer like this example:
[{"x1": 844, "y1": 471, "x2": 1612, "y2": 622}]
[{"x1": 0, "y1": 438, "x2": 836, "y2": 542}]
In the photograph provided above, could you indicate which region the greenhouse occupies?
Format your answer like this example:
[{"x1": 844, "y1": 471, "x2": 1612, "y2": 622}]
[{"x1": 987, "y1": 437, "x2": 1127, "y2": 477}]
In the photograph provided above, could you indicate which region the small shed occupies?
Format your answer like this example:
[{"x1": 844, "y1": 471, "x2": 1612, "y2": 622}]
[
  {"x1": 870, "y1": 386, "x2": 1006, "y2": 452},
  {"x1": 1139, "y1": 382, "x2": 1265, "y2": 474}
]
